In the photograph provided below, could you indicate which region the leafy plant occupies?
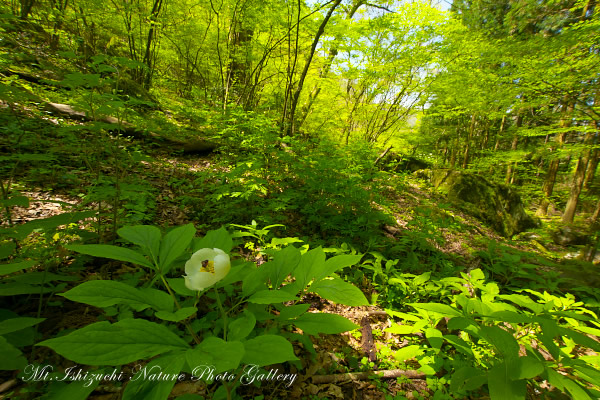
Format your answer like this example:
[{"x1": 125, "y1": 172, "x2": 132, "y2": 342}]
[
  {"x1": 38, "y1": 225, "x2": 368, "y2": 399},
  {"x1": 383, "y1": 269, "x2": 600, "y2": 399}
]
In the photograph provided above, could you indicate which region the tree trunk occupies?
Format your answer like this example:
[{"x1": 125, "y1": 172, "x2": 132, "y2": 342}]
[
  {"x1": 505, "y1": 113, "x2": 522, "y2": 184},
  {"x1": 584, "y1": 133, "x2": 599, "y2": 189},
  {"x1": 20, "y1": 0, "x2": 35, "y2": 19},
  {"x1": 142, "y1": 0, "x2": 164, "y2": 89},
  {"x1": 462, "y1": 114, "x2": 476, "y2": 168},
  {"x1": 295, "y1": 0, "x2": 365, "y2": 130},
  {"x1": 563, "y1": 132, "x2": 593, "y2": 223},
  {"x1": 287, "y1": 0, "x2": 343, "y2": 136},
  {"x1": 537, "y1": 101, "x2": 573, "y2": 216}
]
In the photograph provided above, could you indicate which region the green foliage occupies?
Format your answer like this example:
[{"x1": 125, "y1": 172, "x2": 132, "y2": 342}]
[
  {"x1": 37, "y1": 225, "x2": 366, "y2": 399},
  {"x1": 381, "y1": 269, "x2": 600, "y2": 399},
  {"x1": 187, "y1": 119, "x2": 394, "y2": 247}
]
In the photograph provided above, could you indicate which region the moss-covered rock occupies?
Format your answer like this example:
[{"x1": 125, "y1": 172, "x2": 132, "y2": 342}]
[{"x1": 432, "y1": 169, "x2": 538, "y2": 237}]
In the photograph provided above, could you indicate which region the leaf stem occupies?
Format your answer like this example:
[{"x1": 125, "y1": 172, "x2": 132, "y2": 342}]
[
  {"x1": 214, "y1": 286, "x2": 228, "y2": 341},
  {"x1": 160, "y1": 274, "x2": 201, "y2": 345}
]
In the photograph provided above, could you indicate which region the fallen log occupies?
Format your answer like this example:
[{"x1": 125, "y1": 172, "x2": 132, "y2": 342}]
[
  {"x1": 311, "y1": 369, "x2": 426, "y2": 384},
  {"x1": 44, "y1": 102, "x2": 216, "y2": 155}
]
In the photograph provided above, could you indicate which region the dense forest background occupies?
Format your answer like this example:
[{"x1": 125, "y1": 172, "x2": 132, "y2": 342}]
[{"x1": 1, "y1": 0, "x2": 600, "y2": 399}]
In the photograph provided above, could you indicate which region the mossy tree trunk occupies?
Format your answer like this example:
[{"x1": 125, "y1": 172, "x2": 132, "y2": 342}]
[
  {"x1": 537, "y1": 101, "x2": 573, "y2": 216},
  {"x1": 563, "y1": 131, "x2": 593, "y2": 223}
]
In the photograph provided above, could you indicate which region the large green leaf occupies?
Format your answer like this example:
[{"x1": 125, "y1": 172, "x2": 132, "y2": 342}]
[
  {"x1": 0, "y1": 242, "x2": 16, "y2": 259},
  {"x1": 193, "y1": 227, "x2": 233, "y2": 253},
  {"x1": 0, "y1": 336, "x2": 27, "y2": 370},
  {"x1": 260, "y1": 246, "x2": 301, "y2": 288},
  {"x1": 155, "y1": 307, "x2": 197, "y2": 322},
  {"x1": 61, "y1": 280, "x2": 173, "y2": 312},
  {"x1": 293, "y1": 247, "x2": 326, "y2": 289},
  {"x1": 167, "y1": 278, "x2": 196, "y2": 297},
  {"x1": 563, "y1": 378, "x2": 593, "y2": 400},
  {"x1": 37, "y1": 319, "x2": 190, "y2": 365},
  {"x1": 480, "y1": 326, "x2": 519, "y2": 360},
  {"x1": 443, "y1": 335, "x2": 474, "y2": 357},
  {"x1": 228, "y1": 311, "x2": 256, "y2": 341},
  {"x1": 558, "y1": 326, "x2": 600, "y2": 353},
  {"x1": 43, "y1": 378, "x2": 101, "y2": 400},
  {"x1": 309, "y1": 277, "x2": 369, "y2": 306},
  {"x1": 0, "y1": 283, "x2": 56, "y2": 296},
  {"x1": 0, "y1": 195, "x2": 29, "y2": 208},
  {"x1": 0, "y1": 260, "x2": 36, "y2": 275},
  {"x1": 487, "y1": 362, "x2": 526, "y2": 400},
  {"x1": 293, "y1": 312, "x2": 359, "y2": 335},
  {"x1": 12, "y1": 211, "x2": 96, "y2": 240},
  {"x1": 248, "y1": 289, "x2": 299, "y2": 304},
  {"x1": 510, "y1": 356, "x2": 544, "y2": 380},
  {"x1": 450, "y1": 366, "x2": 487, "y2": 392},
  {"x1": 66, "y1": 244, "x2": 154, "y2": 269},
  {"x1": 314, "y1": 254, "x2": 362, "y2": 281},
  {"x1": 186, "y1": 337, "x2": 244, "y2": 374},
  {"x1": 0, "y1": 317, "x2": 45, "y2": 335},
  {"x1": 117, "y1": 225, "x2": 161, "y2": 263},
  {"x1": 241, "y1": 335, "x2": 298, "y2": 366},
  {"x1": 123, "y1": 352, "x2": 186, "y2": 400},
  {"x1": 159, "y1": 224, "x2": 195, "y2": 273},
  {"x1": 242, "y1": 265, "x2": 269, "y2": 297},
  {"x1": 409, "y1": 303, "x2": 462, "y2": 318},
  {"x1": 276, "y1": 304, "x2": 310, "y2": 321},
  {"x1": 393, "y1": 345, "x2": 424, "y2": 361}
]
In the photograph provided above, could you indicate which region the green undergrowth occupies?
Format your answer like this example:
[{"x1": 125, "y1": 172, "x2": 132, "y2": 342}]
[{"x1": 1, "y1": 29, "x2": 600, "y2": 399}]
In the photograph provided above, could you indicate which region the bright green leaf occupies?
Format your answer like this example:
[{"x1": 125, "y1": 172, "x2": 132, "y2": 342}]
[
  {"x1": 66, "y1": 245, "x2": 154, "y2": 269},
  {"x1": 117, "y1": 225, "x2": 161, "y2": 262},
  {"x1": 155, "y1": 307, "x2": 197, "y2": 322},
  {"x1": 309, "y1": 277, "x2": 369, "y2": 306},
  {"x1": 293, "y1": 312, "x2": 359, "y2": 335},
  {"x1": 187, "y1": 337, "x2": 244, "y2": 374},
  {"x1": 61, "y1": 281, "x2": 173, "y2": 312},
  {"x1": 248, "y1": 289, "x2": 298, "y2": 304},
  {"x1": 241, "y1": 335, "x2": 298, "y2": 366},
  {"x1": 37, "y1": 319, "x2": 190, "y2": 365},
  {"x1": 159, "y1": 224, "x2": 195, "y2": 273}
]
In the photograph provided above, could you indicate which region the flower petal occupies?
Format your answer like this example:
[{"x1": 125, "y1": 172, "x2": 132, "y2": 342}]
[
  {"x1": 213, "y1": 254, "x2": 231, "y2": 280},
  {"x1": 183, "y1": 248, "x2": 231, "y2": 291},
  {"x1": 185, "y1": 248, "x2": 219, "y2": 275}
]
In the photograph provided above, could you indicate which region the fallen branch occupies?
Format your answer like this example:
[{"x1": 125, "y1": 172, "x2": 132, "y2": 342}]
[
  {"x1": 312, "y1": 369, "x2": 426, "y2": 384},
  {"x1": 374, "y1": 145, "x2": 393, "y2": 165}
]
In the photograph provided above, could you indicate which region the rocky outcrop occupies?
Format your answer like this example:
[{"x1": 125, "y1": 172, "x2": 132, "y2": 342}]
[
  {"x1": 432, "y1": 169, "x2": 538, "y2": 237},
  {"x1": 552, "y1": 226, "x2": 591, "y2": 246}
]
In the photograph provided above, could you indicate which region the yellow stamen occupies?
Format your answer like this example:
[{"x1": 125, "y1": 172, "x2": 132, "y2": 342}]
[{"x1": 200, "y1": 260, "x2": 215, "y2": 273}]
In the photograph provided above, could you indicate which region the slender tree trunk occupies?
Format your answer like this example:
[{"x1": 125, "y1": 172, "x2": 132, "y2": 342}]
[
  {"x1": 563, "y1": 132, "x2": 593, "y2": 223},
  {"x1": 281, "y1": 0, "x2": 301, "y2": 133},
  {"x1": 295, "y1": 0, "x2": 364, "y2": 130},
  {"x1": 584, "y1": 131, "x2": 599, "y2": 189},
  {"x1": 20, "y1": 0, "x2": 35, "y2": 19},
  {"x1": 287, "y1": 0, "x2": 343, "y2": 136},
  {"x1": 50, "y1": 0, "x2": 69, "y2": 50},
  {"x1": 462, "y1": 114, "x2": 476, "y2": 168},
  {"x1": 505, "y1": 113, "x2": 522, "y2": 184},
  {"x1": 142, "y1": 0, "x2": 164, "y2": 89},
  {"x1": 537, "y1": 101, "x2": 573, "y2": 215}
]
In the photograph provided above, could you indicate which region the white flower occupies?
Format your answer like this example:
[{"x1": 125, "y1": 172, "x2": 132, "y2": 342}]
[{"x1": 184, "y1": 248, "x2": 231, "y2": 291}]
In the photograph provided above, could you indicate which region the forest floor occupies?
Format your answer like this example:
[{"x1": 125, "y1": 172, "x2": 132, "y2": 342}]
[{"x1": 2, "y1": 124, "x2": 596, "y2": 399}]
